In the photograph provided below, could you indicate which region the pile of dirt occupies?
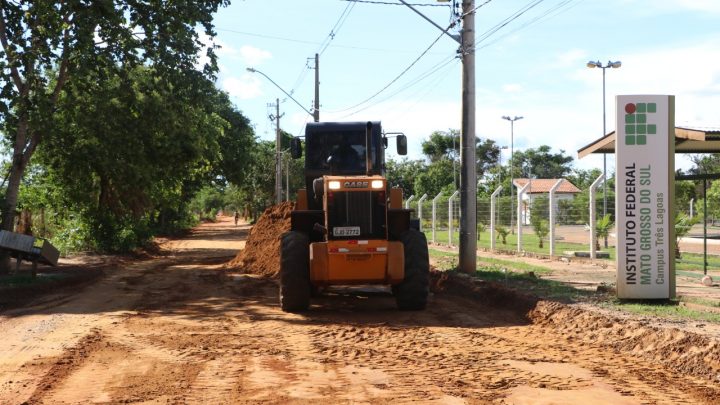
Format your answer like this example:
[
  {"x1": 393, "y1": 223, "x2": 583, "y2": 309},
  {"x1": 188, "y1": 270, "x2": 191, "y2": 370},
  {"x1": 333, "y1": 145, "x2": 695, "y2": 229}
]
[
  {"x1": 529, "y1": 301, "x2": 720, "y2": 385},
  {"x1": 227, "y1": 201, "x2": 294, "y2": 276}
]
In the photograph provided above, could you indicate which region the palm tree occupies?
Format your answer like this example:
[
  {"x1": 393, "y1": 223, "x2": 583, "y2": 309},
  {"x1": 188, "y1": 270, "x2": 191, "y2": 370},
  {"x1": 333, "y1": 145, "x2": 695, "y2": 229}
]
[
  {"x1": 496, "y1": 225, "x2": 509, "y2": 245},
  {"x1": 675, "y1": 213, "x2": 699, "y2": 259},
  {"x1": 532, "y1": 219, "x2": 549, "y2": 249},
  {"x1": 595, "y1": 214, "x2": 614, "y2": 251}
]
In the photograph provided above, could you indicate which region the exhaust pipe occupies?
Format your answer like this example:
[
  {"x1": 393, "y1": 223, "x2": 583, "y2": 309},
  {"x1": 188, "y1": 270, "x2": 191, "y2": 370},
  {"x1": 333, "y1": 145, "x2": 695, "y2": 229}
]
[{"x1": 365, "y1": 121, "x2": 373, "y2": 176}]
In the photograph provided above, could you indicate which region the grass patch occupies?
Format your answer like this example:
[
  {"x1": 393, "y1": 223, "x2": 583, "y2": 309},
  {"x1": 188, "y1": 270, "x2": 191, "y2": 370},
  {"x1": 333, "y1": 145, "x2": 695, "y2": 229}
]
[
  {"x1": 426, "y1": 229, "x2": 617, "y2": 260},
  {"x1": 476, "y1": 256, "x2": 553, "y2": 275},
  {"x1": 605, "y1": 299, "x2": 720, "y2": 323},
  {"x1": 473, "y1": 267, "x2": 591, "y2": 301}
]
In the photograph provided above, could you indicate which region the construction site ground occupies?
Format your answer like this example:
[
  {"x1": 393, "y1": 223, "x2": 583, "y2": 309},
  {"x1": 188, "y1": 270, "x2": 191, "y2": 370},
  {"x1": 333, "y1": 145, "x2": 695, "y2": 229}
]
[{"x1": 1, "y1": 215, "x2": 719, "y2": 404}]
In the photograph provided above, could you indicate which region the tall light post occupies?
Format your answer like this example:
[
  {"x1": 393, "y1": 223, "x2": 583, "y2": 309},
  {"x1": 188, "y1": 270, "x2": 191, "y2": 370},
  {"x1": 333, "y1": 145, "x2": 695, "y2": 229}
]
[
  {"x1": 502, "y1": 116, "x2": 523, "y2": 233},
  {"x1": 587, "y1": 60, "x2": 621, "y2": 248}
]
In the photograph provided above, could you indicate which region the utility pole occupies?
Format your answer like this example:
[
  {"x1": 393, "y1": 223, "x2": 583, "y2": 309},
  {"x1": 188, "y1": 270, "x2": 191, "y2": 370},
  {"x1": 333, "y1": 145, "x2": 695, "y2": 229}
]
[
  {"x1": 458, "y1": 0, "x2": 477, "y2": 274},
  {"x1": 314, "y1": 53, "x2": 320, "y2": 122},
  {"x1": 269, "y1": 98, "x2": 284, "y2": 205},
  {"x1": 398, "y1": 0, "x2": 475, "y2": 274}
]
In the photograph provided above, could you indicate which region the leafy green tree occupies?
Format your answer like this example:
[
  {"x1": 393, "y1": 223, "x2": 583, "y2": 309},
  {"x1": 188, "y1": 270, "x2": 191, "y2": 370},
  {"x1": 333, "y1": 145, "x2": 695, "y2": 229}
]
[
  {"x1": 514, "y1": 145, "x2": 573, "y2": 179},
  {"x1": 386, "y1": 158, "x2": 425, "y2": 199},
  {"x1": 414, "y1": 159, "x2": 455, "y2": 197},
  {"x1": 421, "y1": 129, "x2": 500, "y2": 179},
  {"x1": 0, "y1": 1, "x2": 228, "y2": 264}
]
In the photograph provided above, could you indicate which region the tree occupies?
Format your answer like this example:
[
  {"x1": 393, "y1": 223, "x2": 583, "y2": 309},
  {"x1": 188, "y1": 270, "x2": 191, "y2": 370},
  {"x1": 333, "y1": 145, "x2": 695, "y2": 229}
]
[
  {"x1": 414, "y1": 159, "x2": 455, "y2": 197},
  {"x1": 530, "y1": 196, "x2": 550, "y2": 248},
  {"x1": 0, "y1": 1, "x2": 228, "y2": 266},
  {"x1": 421, "y1": 129, "x2": 500, "y2": 179},
  {"x1": 595, "y1": 214, "x2": 614, "y2": 251},
  {"x1": 675, "y1": 213, "x2": 699, "y2": 259},
  {"x1": 386, "y1": 158, "x2": 425, "y2": 199},
  {"x1": 514, "y1": 145, "x2": 573, "y2": 179}
]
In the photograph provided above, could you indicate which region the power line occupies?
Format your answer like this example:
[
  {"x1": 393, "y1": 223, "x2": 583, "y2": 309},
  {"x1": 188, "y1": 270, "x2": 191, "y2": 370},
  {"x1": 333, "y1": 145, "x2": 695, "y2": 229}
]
[
  {"x1": 216, "y1": 27, "x2": 446, "y2": 54},
  {"x1": 319, "y1": 1, "x2": 357, "y2": 55},
  {"x1": 326, "y1": 19, "x2": 457, "y2": 114},
  {"x1": 474, "y1": 0, "x2": 581, "y2": 51},
  {"x1": 342, "y1": 0, "x2": 450, "y2": 6},
  {"x1": 342, "y1": 55, "x2": 459, "y2": 118}
]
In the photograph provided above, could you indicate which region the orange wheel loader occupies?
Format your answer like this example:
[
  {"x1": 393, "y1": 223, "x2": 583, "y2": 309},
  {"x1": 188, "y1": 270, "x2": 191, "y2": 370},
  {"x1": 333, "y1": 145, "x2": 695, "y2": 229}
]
[{"x1": 280, "y1": 121, "x2": 429, "y2": 312}]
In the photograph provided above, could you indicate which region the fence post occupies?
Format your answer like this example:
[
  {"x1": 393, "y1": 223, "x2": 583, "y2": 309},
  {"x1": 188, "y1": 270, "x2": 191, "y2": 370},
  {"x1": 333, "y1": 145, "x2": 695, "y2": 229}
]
[
  {"x1": 405, "y1": 194, "x2": 415, "y2": 210},
  {"x1": 516, "y1": 182, "x2": 531, "y2": 253},
  {"x1": 690, "y1": 198, "x2": 694, "y2": 217},
  {"x1": 448, "y1": 190, "x2": 460, "y2": 247},
  {"x1": 589, "y1": 173, "x2": 605, "y2": 259},
  {"x1": 432, "y1": 192, "x2": 442, "y2": 243},
  {"x1": 417, "y1": 194, "x2": 428, "y2": 231},
  {"x1": 490, "y1": 186, "x2": 503, "y2": 251},
  {"x1": 548, "y1": 179, "x2": 564, "y2": 256}
]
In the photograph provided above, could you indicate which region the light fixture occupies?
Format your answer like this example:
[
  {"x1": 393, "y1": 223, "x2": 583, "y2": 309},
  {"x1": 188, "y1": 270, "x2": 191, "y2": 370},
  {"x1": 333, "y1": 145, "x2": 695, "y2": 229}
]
[
  {"x1": 371, "y1": 180, "x2": 384, "y2": 189},
  {"x1": 328, "y1": 181, "x2": 341, "y2": 190}
]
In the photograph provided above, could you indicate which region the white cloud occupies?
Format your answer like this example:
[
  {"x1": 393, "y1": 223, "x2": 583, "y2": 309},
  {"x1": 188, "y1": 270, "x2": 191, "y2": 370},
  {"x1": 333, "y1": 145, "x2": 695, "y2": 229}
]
[
  {"x1": 556, "y1": 48, "x2": 588, "y2": 67},
  {"x1": 502, "y1": 83, "x2": 523, "y2": 93},
  {"x1": 222, "y1": 74, "x2": 263, "y2": 100},
  {"x1": 239, "y1": 45, "x2": 272, "y2": 66}
]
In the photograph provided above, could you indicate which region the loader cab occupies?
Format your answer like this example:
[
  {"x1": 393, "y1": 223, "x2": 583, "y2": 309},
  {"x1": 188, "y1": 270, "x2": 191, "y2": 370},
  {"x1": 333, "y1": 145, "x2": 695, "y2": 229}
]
[{"x1": 297, "y1": 121, "x2": 404, "y2": 211}]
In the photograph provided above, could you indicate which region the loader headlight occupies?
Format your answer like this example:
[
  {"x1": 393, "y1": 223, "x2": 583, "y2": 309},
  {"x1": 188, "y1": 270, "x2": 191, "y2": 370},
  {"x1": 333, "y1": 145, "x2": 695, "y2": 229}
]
[
  {"x1": 328, "y1": 180, "x2": 341, "y2": 190},
  {"x1": 371, "y1": 180, "x2": 384, "y2": 189}
]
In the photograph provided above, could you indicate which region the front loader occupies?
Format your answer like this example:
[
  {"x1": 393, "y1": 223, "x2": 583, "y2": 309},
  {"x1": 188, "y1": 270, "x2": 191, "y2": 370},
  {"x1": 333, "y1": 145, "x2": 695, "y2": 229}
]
[{"x1": 280, "y1": 121, "x2": 429, "y2": 312}]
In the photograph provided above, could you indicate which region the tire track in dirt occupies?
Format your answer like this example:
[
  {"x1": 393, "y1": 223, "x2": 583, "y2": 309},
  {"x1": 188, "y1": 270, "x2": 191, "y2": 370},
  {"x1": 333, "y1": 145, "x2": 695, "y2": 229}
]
[{"x1": 3, "y1": 216, "x2": 720, "y2": 404}]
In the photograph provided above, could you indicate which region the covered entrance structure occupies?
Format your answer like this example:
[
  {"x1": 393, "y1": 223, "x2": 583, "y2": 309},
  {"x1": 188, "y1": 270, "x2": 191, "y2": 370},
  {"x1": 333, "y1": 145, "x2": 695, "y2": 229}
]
[{"x1": 578, "y1": 126, "x2": 720, "y2": 275}]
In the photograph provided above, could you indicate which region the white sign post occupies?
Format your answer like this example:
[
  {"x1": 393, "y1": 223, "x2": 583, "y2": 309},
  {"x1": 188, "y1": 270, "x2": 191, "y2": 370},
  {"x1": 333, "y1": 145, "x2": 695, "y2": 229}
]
[{"x1": 616, "y1": 95, "x2": 675, "y2": 299}]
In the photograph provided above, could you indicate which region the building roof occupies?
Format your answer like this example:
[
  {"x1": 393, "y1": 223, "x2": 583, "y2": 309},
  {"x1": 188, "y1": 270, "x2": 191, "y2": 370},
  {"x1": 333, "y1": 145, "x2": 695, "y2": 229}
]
[
  {"x1": 513, "y1": 178, "x2": 581, "y2": 194},
  {"x1": 577, "y1": 127, "x2": 720, "y2": 159}
]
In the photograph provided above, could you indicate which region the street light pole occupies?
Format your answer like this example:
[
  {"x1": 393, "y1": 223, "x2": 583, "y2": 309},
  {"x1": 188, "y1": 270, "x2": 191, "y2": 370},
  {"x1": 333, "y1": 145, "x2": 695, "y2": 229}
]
[
  {"x1": 502, "y1": 116, "x2": 523, "y2": 233},
  {"x1": 587, "y1": 60, "x2": 621, "y2": 248}
]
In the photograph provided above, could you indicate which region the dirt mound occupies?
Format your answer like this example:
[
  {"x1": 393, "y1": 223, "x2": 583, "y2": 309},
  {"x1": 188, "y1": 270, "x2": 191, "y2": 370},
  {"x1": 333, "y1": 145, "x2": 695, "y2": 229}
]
[
  {"x1": 529, "y1": 301, "x2": 720, "y2": 387},
  {"x1": 227, "y1": 202, "x2": 294, "y2": 276}
]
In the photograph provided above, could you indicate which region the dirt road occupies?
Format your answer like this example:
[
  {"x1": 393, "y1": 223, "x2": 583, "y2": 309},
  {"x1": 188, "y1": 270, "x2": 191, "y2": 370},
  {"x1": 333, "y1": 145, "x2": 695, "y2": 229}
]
[{"x1": 1, "y1": 217, "x2": 718, "y2": 404}]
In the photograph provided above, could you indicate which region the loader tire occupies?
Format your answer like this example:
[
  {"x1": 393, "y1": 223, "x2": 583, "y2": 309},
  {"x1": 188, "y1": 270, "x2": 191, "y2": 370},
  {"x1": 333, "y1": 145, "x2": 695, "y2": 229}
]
[
  {"x1": 279, "y1": 231, "x2": 311, "y2": 312},
  {"x1": 394, "y1": 230, "x2": 429, "y2": 310}
]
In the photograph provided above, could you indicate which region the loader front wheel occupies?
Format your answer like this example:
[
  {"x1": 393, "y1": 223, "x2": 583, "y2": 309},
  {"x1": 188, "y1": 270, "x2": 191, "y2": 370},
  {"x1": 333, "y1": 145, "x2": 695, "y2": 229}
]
[
  {"x1": 279, "y1": 231, "x2": 311, "y2": 312},
  {"x1": 394, "y1": 230, "x2": 429, "y2": 310}
]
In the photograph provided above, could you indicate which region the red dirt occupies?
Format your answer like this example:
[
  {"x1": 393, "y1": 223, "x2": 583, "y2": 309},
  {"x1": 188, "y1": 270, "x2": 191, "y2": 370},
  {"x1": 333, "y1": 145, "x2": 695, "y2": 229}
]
[
  {"x1": 1, "y1": 217, "x2": 720, "y2": 403},
  {"x1": 226, "y1": 201, "x2": 294, "y2": 276}
]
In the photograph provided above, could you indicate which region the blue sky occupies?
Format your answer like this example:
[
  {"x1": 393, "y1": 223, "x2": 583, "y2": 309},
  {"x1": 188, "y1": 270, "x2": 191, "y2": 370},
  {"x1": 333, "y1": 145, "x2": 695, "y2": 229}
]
[{"x1": 207, "y1": 0, "x2": 720, "y2": 173}]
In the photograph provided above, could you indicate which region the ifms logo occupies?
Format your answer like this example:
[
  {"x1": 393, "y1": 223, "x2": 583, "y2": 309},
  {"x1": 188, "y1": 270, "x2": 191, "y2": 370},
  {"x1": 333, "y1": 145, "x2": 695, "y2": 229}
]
[
  {"x1": 344, "y1": 181, "x2": 368, "y2": 188},
  {"x1": 624, "y1": 102, "x2": 657, "y2": 146}
]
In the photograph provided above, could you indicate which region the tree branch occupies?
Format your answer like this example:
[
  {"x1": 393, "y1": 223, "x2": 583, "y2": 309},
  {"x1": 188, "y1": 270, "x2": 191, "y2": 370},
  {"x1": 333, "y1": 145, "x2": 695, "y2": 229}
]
[
  {"x1": 52, "y1": 11, "x2": 73, "y2": 104},
  {"x1": 0, "y1": 2, "x2": 24, "y2": 93}
]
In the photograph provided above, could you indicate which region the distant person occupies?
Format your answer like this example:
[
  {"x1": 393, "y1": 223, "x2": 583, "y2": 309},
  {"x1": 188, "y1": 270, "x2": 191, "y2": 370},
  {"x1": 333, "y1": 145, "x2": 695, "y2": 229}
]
[{"x1": 234, "y1": 211, "x2": 240, "y2": 226}]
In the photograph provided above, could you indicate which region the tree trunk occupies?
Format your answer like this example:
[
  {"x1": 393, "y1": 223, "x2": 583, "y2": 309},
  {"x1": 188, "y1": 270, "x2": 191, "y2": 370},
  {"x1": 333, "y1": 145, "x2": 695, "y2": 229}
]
[{"x1": 0, "y1": 157, "x2": 26, "y2": 273}]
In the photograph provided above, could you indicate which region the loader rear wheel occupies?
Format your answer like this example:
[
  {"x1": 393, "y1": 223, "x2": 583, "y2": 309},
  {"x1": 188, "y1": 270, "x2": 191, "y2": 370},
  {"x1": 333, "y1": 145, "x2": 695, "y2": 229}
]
[
  {"x1": 279, "y1": 231, "x2": 311, "y2": 312},
  {"x1": 394, "y1": 230, "x2": 429, "y2": 310}
]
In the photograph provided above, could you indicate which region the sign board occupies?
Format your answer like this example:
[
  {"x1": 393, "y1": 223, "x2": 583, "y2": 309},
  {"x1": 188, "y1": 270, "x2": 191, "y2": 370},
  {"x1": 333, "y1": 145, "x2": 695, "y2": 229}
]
[{"x1": 616, "y1": 95, "x2": 675, "y2": 299}]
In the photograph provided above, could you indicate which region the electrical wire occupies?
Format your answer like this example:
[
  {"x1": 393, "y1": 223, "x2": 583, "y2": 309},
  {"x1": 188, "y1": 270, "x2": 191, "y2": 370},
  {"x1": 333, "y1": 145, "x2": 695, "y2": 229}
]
[
  {"x1": 318, "y1": 1, "x2": 357, "y2": 56},
  {"x1": 216, "y1": 27, "x2": 446, "y2": 54},
  {"x1": 474, "y1": 0, "x2": 581, "y2": 51},
  {"x1": 325, "y1": 20, "x2": 456, "y2": 115},
  {"x1": 341, "y1": 0, "x2": 450, "y2": 6},
  {"x1": 348, "y1": 56, "x2": 460, "y2": 119},
  {"x1": 340, "y1": 54, "x2": 458, "y2": 118}
]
